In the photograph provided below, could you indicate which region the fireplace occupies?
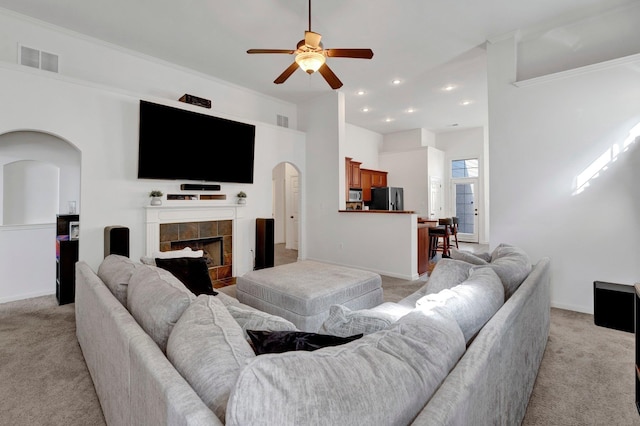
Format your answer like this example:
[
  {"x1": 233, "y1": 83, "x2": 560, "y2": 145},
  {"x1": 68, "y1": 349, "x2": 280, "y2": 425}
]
[{"x1": 159, "y1": 219, "x2": 233, "y2": 287}]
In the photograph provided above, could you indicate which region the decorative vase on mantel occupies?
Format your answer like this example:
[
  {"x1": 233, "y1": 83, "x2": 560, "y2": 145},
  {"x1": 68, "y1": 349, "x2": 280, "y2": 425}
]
[
  {"x1": 236, "y1": 191, "x2": 247, "y2": 205},
  {"x1": 149, "y1": 190, "x2": 163, "y2": 206}
]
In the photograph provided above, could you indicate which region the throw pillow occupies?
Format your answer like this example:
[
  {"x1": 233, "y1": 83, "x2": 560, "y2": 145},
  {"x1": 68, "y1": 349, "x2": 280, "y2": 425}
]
[
  {"x1": 226, "y1": 304, "x2": 298, "y2": 340},
  {"x1": 140, "y1": 247, "x2": 204, "y2": 265},
  {"x1": 127, "y1": 264, "x2": 195, "y2": 352},
  {"x1": 424, "y1": 258, "x2": 475, "y2": 296},
  {"x1": 416, "y1": 267, "x2": 504, "y2": 343},
  {"x1": 449, "y1": 248, "x2": 490, "y2": 265},
  {"x1": 167, "y1": 295, "x2": 255, "y2": 422},
  {"x1": 486, "y1": 243, "x2": 532, "y2": 299},
  {"x1": 154, "y1": 257, "x2": 218, "y2": 296},
  {"x1": 319, "y1": 304, "x2": 400, "y2": 337},
  {"x1": 246, "y1": 330, "x2": 363, "y2": 355},
  {"x1": 97, "y1": 254, "x2": 140, "y2": 306}
]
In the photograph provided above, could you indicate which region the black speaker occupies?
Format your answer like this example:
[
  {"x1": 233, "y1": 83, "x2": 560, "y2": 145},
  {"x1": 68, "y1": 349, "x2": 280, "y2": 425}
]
[
  {"x1": 593, "y1": 281, "x2": 634, "y2": 333},
  {"x1": 255, "y1": 218, "x2": 274, "y2": 270},
  {"x1": 104, "y1": 226, "x2": 130, "y2": 258},
  {"x1": 180, "y1": 183, "x2": 221, "y2": 191}
]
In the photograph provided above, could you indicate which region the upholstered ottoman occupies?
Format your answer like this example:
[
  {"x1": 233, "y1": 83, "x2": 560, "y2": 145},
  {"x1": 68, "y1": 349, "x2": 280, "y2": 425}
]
[{"x1": 236, "y1": 260, "x2": 383, "y2": 332}]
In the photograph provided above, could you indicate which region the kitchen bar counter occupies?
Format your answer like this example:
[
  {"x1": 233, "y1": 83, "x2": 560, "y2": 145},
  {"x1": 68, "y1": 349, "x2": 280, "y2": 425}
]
[{"x1": 338, "y1": 210, "x2": 416, "y2": 214}]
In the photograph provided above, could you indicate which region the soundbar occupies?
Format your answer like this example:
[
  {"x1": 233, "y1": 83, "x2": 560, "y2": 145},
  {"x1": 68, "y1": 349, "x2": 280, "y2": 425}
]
[{"x1": 180, "y1": 184, "x2": 221, "y2": 191}]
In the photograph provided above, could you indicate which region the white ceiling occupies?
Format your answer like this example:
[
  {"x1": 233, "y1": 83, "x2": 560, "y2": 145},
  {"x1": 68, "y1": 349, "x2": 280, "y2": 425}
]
[{"x1": 0, "y1": 0, "x2": 633, "y2": 134}]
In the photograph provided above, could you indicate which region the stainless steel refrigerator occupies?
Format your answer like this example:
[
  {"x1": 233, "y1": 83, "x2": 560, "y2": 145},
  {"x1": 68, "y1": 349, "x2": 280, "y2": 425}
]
[{"x1": 371, "y1": 187, "x2": 404, "y2": 211}]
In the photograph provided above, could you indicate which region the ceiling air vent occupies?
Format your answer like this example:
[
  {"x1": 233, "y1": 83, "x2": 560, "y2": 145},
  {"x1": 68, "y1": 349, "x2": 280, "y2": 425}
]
[
  {"x1": 277, "y1": 115, "x2": 289, "y2": 128},
  {"x1": 19, "y1": 45, "x2": 59, "y2": 73}
]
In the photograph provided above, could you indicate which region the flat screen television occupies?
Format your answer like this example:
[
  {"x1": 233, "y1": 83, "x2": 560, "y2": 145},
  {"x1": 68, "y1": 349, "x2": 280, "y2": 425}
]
[{"x1": 137, "y1": 100, "x2": 256, "y2": 183}]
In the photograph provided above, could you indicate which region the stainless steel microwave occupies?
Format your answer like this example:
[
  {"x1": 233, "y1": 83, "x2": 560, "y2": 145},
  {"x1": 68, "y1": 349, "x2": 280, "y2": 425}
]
[{"x1": 348, "y1": 189, "x2": 363, "y2": 202}]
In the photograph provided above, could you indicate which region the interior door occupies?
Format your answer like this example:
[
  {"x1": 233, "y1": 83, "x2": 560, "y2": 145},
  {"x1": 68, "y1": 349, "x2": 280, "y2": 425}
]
[
  {"x1": 287, "y1": 173, "x2": 300, "y2": 250},
  {"x1": 429, "y1": 176, "x2": 443, "y2": 219},
  {"x1": 451, "y1": 179, "x2": 478, "y2": 243}
]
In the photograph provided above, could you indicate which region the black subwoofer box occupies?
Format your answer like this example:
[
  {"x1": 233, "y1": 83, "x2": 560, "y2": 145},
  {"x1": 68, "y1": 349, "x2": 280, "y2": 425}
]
[
  {"x1": 104, "y1": 226, "x2": 130, "y2": 258},
  {"x1": 255, "y1": 218, "x2": 274, "y2": 270},
  {"x1": 593, "y1": 281, "x2": 634, "y2": 333}
]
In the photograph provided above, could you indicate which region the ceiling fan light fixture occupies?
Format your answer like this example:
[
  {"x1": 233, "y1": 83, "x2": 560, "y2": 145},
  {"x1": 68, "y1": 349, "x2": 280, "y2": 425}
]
[{"x1": 295, "y1": 51, "x2": 325, "y2": 74}]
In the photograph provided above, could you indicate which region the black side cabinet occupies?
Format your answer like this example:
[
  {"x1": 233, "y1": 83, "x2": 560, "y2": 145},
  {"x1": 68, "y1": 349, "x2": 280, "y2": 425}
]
[
  {"x1": 56, "y1": 214, "x2": 79, "y2": 305},
  {"x1": 593, "y1": 281, "x2": 634, "y2": 333},
  {"x1": 635, "y1": 284, "x2": 640, "y2": 415}
]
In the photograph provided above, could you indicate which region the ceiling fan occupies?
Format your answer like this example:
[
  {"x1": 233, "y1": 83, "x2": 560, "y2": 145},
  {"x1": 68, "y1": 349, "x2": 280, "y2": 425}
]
[{"x1": 246, "y1": 0, "x2": 374, "y2": 89}]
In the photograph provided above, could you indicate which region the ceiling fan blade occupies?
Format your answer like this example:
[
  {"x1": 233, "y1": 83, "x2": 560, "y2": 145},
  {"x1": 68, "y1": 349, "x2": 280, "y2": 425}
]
[
  {"x1": 274, "y1": 62, "x2": 300, "y2": 84},
  {"x1": 325, "y1": 48, "x2": 374, "y2": 59},
  {"x1": 247, "y1": 49, "x2": 296, "y2": 54},
  {"x1": 318, "y1": 63, "x2": 343, "y2": 89},
  {"x1": 304, "y1": 31, "x2": 322, "y2": 48}
]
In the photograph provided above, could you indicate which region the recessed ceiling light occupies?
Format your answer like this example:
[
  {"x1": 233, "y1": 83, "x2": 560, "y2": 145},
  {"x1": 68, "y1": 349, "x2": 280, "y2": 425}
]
[
  {"x1": 406, "y1": 108, "x2": 415, "y2": 113},
  {"x1": 442, "y1": 84, "x2": 457, "y2": 92},
  {"x1": 460, "y1": 100, "x2": 473, "y2": 106},
  {"x1": 361, "y1": 107, "x2": 370, "y2": 112},
  {"x1": 391, "y1": 79, "x2": 401, "y2": 85},
  {"x1": 385, "y1": 117, "x2": 394, "y2": 122},
  {"x1": 356, "y1": 90, "x2": 366, "y2": 96}
]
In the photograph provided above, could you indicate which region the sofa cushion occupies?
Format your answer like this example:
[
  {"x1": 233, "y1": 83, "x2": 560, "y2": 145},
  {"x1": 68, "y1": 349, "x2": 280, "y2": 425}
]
[
  {"x1": 485, "y1": 243, "x2": 532, "y2": 299},
  {"x1": 416, "y1": 267, "x2": 504, "y2": 343},
  {"x1": 449, "y1": 248, "x2": 490, "y2": 265},
  {"x1": 247, "y1": 330, "x2": 363, "y2": 355},
  {"x1": 154, "y1": 257, "x2": 218, "y2": 296},
  {"x1": 97, "y1": 254, "x2": 140, "y2": 306},
  {"x1": 424, "y1": 258, "x2": 475, "y2": 295},
  {"x1": 140, "y1": 247, "x2": 203, "y2": 265},
  {"x1": 127, "y1": 264, "x2": 195, "y2": 352},
  {"x1": 226, "y1": 304, "x2": 298, "y2": 340},
  {"x1": 319, "y1": 304, "x2": 400, "y2": 337},
  {"x1": 167, "y1": 295, "x2": 255, "y2": 422},
  {"x1": 226, "y1": 305, "x2": 466, "y2": 426}
]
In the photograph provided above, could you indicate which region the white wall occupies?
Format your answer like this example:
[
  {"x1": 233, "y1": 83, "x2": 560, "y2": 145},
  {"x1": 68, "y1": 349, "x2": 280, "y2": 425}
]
[
  {"x1": 379, "y1": 149, "x2": 428, "y2": 215},
  {"x1": 344, "y1": 124, "x2": 383, "y2": 169},
  {"x1": 300, "y1": 92, "x2": 417, "y2": 279},
  {"x1": 487, "y1": 33, "x2": 640, "y2": 314},
  {"x1": 0, "y1": 9, "x2": 297, "y2": 128},
  {"x1": 0, "y1": 10, "x2": 306, "y2": 302},
  {"x1": 382, "y1": 128, "x2": 436, "y2": 152},
  {"x1": 3, "y1": 160, "x2": 59, "y2": 225}
]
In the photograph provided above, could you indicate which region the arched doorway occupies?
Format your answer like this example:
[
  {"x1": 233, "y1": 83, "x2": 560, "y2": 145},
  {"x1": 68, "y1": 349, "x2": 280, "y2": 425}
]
[{"x1": 272, "y1": 162, "x2": 300, "y2": 264}]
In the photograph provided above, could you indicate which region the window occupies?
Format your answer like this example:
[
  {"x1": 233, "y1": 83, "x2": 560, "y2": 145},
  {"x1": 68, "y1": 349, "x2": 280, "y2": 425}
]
[{"x1": 451, "y1": 159, "x2": 478, "y2": 178}]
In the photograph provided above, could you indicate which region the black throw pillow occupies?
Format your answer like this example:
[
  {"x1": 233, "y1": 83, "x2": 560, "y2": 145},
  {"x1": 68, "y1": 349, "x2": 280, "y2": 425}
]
[
  {"x1": 247, "y1": 330, "x2": 363, "y2": 355},
  {"x1": 154, "y1": 257, "x2": 218, "y2": 296}
]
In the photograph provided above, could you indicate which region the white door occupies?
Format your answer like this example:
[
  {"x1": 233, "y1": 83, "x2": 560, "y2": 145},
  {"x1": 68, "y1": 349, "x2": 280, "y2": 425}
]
[
  {"x1": 286, "y1": 172, "x2": 300, "y2": 250},
  {"x1": 429, "y1": 176, "x2": 443, "y2": 219},
  {"x1": 451, "y1": 179, "x2": 479, "y2": 243}
]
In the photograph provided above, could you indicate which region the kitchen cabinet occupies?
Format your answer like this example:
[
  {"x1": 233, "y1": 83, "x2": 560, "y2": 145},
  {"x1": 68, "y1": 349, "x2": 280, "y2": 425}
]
[
  {"x1": 349, "y1": 159, "x2": 362, "y2": 188},
  {"x1": 361, "y1": 168, "x2": 388, "y2": 202}
]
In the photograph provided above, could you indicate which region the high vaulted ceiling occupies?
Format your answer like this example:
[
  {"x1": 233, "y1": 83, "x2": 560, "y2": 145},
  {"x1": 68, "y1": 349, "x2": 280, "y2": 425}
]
[{"x1": 0, "y1": 0, "x2": 634, "y2": 134}]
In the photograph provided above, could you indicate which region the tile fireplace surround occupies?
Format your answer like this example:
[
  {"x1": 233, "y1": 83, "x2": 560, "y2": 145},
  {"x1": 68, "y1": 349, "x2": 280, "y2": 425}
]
[{"x1": 145, "y1": 204, "x2": 244, "y2": 287}]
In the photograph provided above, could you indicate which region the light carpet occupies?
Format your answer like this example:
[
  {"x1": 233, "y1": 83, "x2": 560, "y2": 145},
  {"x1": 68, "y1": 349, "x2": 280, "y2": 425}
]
[{"x1": 1, "y1": 283, "x2": 637, "y2": 425}]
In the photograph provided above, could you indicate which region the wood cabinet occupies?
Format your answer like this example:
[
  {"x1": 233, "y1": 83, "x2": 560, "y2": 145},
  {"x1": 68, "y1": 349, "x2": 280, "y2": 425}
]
[
  {"x1": 417, "y1": 224, "x2": 430, "y2": 275},
  {"x1": 361, "y1": 168, "x2": 388, "y2": 202},
  {"x1": 346, "y1": 157, "x2": 362, "y2": 188}
]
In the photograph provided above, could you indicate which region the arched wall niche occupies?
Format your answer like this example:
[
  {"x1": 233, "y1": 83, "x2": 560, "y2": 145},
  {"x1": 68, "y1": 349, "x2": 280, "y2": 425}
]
[{"x1": 0, "y1": 130, "x2": 81, "y2": 225}]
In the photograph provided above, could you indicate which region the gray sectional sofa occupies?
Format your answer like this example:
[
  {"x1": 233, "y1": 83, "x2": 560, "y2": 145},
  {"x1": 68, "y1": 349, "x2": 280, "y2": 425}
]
[{"x1": 75, "y1": 244, "x2": 550, "y2": 425}]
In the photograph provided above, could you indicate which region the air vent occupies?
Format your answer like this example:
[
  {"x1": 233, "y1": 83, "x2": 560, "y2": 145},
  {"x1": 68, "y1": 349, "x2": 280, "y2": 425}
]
[
  {"x1": 277, "y1": 115, "x2": 289, "y2": 128},
  {"x1": 19, "y1": 45, "x2": 59, "y2": 73}
]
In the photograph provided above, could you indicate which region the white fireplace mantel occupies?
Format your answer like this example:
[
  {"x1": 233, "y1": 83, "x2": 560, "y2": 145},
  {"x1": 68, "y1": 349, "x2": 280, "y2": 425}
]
[{"x1": 144, "y1": 205, "x2": 245, "y2": 276}]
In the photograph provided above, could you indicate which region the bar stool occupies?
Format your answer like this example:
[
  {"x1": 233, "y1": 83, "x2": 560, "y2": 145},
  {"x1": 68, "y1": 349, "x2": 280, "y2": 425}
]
[
  {"x1": 450, "y1": 217, "x2": 459, "y2": 249},
  {"x1": 429, "y1": 218, "x2": 452, "y2": 258}
]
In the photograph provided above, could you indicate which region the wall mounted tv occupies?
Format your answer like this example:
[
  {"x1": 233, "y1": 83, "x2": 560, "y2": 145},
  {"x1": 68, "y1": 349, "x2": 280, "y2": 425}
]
[{"x1": 137, "y1": 100, "x2": 256, "y2": 183}]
